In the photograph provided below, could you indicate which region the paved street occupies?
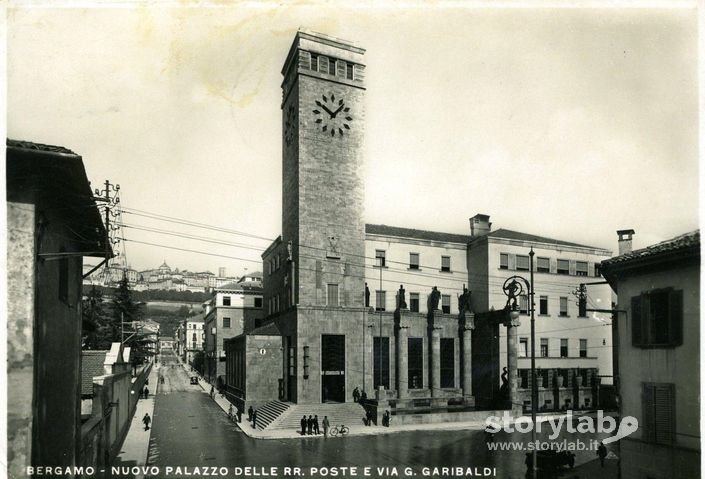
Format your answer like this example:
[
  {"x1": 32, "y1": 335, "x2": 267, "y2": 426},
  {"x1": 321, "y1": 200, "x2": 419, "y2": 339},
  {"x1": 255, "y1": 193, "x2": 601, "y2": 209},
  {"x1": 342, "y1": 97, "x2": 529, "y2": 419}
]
[{"x1": 137, "y1": 352, "x2": 618, "y2": 479}]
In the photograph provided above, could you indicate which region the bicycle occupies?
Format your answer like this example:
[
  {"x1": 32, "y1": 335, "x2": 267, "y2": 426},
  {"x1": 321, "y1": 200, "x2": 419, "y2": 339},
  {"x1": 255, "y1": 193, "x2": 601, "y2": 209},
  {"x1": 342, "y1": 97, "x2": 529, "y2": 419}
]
[{"x1": 329, "y1": 425, "x2": 349, "y2": 437}]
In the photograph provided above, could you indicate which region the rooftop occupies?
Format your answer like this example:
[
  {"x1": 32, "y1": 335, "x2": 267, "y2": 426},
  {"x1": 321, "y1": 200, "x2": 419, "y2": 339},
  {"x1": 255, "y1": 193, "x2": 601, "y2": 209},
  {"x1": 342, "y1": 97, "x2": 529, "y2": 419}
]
[
  {"x1": 602, "y1": 230, "x2": 700, "y2": 267},
  {"x1": 485, "y1": 229, "x2": 603, "y2": 250},
  {"x1": 365, "y1": 224, "x2": 470, "y2": 244}
]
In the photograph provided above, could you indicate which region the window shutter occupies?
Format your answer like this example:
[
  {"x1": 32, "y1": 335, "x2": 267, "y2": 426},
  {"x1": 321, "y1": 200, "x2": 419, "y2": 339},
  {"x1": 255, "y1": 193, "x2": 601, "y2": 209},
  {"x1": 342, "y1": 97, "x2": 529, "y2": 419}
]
[
  {"x1": 653, "y1": 385, "x2": 675, "y2": 445},
  {"x1": 587, "y1": 263, "x2": 595, "y2": 277},
  {"x1": 668, "y1": 290, "x2": 683, "y2": 347},
  {"x1": 508, "y1": 254, "x2": 517, "y2": 270},
  {"x1": 550, "y1": 258, "x2": 557, "y2": 274},
  {"x1": 631, "y1": 296, "x2": 643, "y2": 346},
  {"x1": 642, "y1": 383, "x2": 655, "y2": 442},
  {"x1": 569, "y1": 260, "x2": 576, "y2": 276}
]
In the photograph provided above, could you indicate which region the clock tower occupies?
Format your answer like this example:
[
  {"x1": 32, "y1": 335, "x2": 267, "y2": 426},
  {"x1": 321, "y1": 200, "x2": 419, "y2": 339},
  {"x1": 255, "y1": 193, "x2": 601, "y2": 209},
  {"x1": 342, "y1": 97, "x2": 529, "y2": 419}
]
[
  {"x1": 275, "y1": 30, "x2": 367, "y2": 404},
  {"x1": 281, "y1": 30, "x2": 366, "y2": 307}
]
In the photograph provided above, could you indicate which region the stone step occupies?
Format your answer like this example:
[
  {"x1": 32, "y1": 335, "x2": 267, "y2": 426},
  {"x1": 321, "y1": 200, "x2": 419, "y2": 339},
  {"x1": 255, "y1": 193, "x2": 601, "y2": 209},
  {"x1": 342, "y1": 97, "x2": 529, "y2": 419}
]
[
  {"x1": 253, "y1": 400, "x2": 291, "y2": 430},
  {"x1": 268, "y1": 402, "x2": 367, "y2": 431}
]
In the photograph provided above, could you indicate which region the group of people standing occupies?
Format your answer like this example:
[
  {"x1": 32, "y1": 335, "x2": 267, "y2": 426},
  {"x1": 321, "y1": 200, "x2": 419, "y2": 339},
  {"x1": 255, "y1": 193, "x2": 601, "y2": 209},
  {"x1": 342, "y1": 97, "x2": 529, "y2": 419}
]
[{"x1": 300, "y1": 414, "x2": 330, "y2": 436}]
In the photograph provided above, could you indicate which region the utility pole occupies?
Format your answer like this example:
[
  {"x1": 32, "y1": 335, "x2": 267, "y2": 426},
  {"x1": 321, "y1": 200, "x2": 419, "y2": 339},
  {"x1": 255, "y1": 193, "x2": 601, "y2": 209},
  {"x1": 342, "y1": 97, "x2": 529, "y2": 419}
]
[{"x1": 93, "y1": 180, "x2": 120, "y2": 284}]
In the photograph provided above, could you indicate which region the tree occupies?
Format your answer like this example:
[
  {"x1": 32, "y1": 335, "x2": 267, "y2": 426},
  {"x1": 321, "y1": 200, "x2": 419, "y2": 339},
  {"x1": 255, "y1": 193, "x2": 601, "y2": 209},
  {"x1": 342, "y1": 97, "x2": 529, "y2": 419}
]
[
  {"x1": 82, "y1": 286, "x2": 116, "y2": 350},
  {"x1": 112, "y1": 276, "x2": 155, "y2": 367}
]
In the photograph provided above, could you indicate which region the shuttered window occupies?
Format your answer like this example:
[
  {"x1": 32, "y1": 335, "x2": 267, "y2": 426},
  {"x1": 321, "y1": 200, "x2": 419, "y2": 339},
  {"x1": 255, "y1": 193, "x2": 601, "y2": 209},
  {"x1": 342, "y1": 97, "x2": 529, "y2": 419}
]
[
  {"x1": 557, "y1": 259, "x2": 570, "y2": 275},
  {"x1": 575, "y1": 261, "x2": 588, "y2": 276},
  {"x1": 537, "y1": 257, "x2": 550, "y2": 273},
  {"x1": 409, "y1": 253, "x2": 420, "y2": 270},
  {"x1": 499, "y1": 253, "x2": 509, "y2": 270},
  {"x1": 516, "y1": 255, "x2": 530, "y2": 271},
  {"x1": 410, "y1": 293, "x2": 420, "y2": 313},
  {"x1": 442, "y1": 295, "x2": 451, "y2": 314},
  {"x1": 642, "y1": 383, "x2": 675, "y2": 445},
  {"x1": 631, "y1": 289, "x2": 683, "y2": 347}
]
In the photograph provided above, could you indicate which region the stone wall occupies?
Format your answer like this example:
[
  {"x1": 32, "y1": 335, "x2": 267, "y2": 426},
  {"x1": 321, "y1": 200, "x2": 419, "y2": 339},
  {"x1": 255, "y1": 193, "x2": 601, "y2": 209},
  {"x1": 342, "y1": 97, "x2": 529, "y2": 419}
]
[{"x1": 6, "y1": 201, "x2": 36, "y2": 478}]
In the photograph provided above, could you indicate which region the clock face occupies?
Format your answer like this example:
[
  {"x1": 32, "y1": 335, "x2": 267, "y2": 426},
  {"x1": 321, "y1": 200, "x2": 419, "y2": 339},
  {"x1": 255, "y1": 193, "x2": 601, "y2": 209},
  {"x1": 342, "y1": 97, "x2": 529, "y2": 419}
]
[
  {"x1": 284, "y1": 104, "x2": 297, "y2": 147},
  {"x1": 312, "y1": 93, "x2": 353, "y2": 137}
]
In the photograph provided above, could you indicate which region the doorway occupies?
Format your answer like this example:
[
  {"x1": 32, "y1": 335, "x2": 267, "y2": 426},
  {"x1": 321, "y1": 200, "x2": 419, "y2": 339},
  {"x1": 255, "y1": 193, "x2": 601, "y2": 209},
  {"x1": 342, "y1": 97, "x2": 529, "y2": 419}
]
[{"x1": 321, "y1": 334, "x2": 345, "y2": 403}]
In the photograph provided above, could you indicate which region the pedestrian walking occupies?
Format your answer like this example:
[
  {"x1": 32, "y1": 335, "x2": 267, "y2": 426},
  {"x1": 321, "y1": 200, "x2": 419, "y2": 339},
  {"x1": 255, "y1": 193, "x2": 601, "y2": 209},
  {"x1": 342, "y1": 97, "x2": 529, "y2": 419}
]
[
  {"x1": 352, "y1": 387, "x2": 360, "y2": 403},
  {"x1": 314, "y1": 415, "x2": 320, "y2": 434},
  {"x1": 597, "y1": 442, "x2": 607, "y2": 468},
  {"x1": 236, "y1": 407, "x2": 242, "y2": 423},
  {"x1": 307, "y1": 415, "x2": 313, "y2": 435},
  {"x1": 142, "y1": 413, "x2": 151, "y2": 431},
  {"x1": 252, "y1": 410, "x2": 257, "y2": 429},
  {"x1": 210, "y1": 385, "x2": 214, "y2": 398},
  {"x1": 143, "y1": 386, "x2": 150, "y2": 399},
  {"x1": 248, "y1": 406, "x2": 254, "y2": 423},
  {"x1": 300, "y1": 415, "x2": 307, "y2": 436},
  {"x1": 322, "y1": 416, "x2": 330, "y2": 437}
]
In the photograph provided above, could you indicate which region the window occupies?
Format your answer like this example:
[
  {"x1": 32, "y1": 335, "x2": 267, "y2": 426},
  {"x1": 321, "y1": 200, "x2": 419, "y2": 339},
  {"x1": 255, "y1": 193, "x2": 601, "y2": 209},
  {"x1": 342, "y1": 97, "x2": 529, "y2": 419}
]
[
  {"x1": 320, "y1": 56, "x2": 329, "y2": 74},
  {"x1": 375, "y1": 250, "x2": 386, "y2": 267},
  {"x1": 254, "y1": 297, "x2": 262, "y2": 308},
  {"x1": 537, "y1": 257, "x2": 550, "y2": 273},
  {"x1": 594, "y1": 263, "x2": 602, "y2": 277},
  {"x1": 329, "y1": 58, "x2": 336, "y2": 76},
  {"x1": 576, "y1": 261, "x2": 588, "y2": 277},
  {"x1": 327, "y1": 283, "x2": 339, "y2": 306},
  {"x1": 559, "y1": 297, "x2": 568, "y2": 317},
  {"x1": 560, "y1": 338, "x2": 568, "y2": 357},
  {"x1": 223, "y1": 317, "x2": 231, "y2": 328},
  {"x1": 440, "y1": 338, "x2": 455, "y2": 388},
  {"x1": 441, "y1": 256, "x2": 451, "y2": 272},
  {"x1": 642, "y1": 383, "x2": 675, "y2": 445},
  {"x1": 539, "y1": 296, "x2": 548, "y2": 315},
  {"x1": 275, "y1": 254, "x2": 280, "y2": 271},
  {"x1": 310, "y1": 53, "x2": 319, "y2": 72},
  {"x1": 223, "y1": 296, "x2": 231, "y2": 306},
  {"x1": 409, "y1": 293, "x2": 420, "y2": 313},
  {"x1": 519, "y1": 295, "x2": 528, "y2": 314},
  {"x1": 516, "y1": 255, "x2": 530, "y2": 271},
  {"x1": 192, "y1": 333, "x2": 197, "y2": 343},
  {"x1": 557, "y1": 259, "x2": 570, "y2": 275},
  {"x1": 540, "y1": 338, "x2": 549, "y2": 357},
  {"x1": 631, "y1": 289, "x2": 683, "y2": 347},
  {"x1": 409, "y1": 253, "x2": 420, "y2": 270},
  {"x1": 579, "y1": 339, "x2": 587, "y2": 357},
  {"x1": 346, "y1": 63, "x2": 354, "y2": 80},
  {"x1": 442, "y1": 295, "x2": 451, "y2": 314},
  {"x1": 375, "y1": 290, "x2": 386, "y2": 311},
  {"x1": 408, "y1": 338, "x2": 423, "y2": 389},
  {"x1": 373, "y1": 337, "x2": 390, "y2": 389},
  {"x1": 519, "y1": 338, "x2": 528, "y2": 358},
  {"x1": 499, "y1": 253, "x2": 508, "y2": 270}
]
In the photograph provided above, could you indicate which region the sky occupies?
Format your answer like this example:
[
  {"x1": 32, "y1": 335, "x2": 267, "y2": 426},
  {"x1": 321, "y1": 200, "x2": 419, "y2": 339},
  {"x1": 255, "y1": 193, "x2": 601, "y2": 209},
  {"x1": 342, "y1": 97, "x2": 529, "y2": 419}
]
[{"x1": 6, "y1": 2, "x2": 700, "y2": 276}]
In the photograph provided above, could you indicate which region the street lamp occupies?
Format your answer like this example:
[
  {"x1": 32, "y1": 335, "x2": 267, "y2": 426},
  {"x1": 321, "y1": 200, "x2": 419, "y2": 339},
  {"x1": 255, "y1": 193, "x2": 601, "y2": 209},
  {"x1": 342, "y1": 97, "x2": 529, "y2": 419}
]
[{"x1": 502, "y1": 248, "x2": 536, "y2": 479}]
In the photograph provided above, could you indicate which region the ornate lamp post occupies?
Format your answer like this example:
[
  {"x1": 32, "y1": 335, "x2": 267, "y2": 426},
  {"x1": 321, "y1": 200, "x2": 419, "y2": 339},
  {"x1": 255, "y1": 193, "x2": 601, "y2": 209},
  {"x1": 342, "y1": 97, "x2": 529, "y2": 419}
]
[{"x1": 502, "y1": 248, "x2": 536, "y2": 478}]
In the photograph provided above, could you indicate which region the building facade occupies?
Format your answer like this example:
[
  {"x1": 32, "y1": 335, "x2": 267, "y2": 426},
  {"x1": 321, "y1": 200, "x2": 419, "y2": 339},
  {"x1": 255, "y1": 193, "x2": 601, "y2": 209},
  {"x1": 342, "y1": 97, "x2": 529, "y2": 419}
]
[
  {"x1": 600, "y1": 230, "x2": 700, "y2": 479},
  {"x1": 204, "y1": 281, "x2": 264, "y2": 384},
  {"x1": 467, "y1": 215, "x2": 613, "y2": 410},
  {"x1": 6, "y1": 139, "x2": 109, "y2": 476}
]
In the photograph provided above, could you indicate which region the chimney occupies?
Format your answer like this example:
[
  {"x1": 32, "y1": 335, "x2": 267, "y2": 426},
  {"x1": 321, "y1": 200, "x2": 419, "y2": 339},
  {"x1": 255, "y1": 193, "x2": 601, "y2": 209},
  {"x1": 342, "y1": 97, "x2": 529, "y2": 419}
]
[
  {"x1": 617, "y1": 229, "x2": 636, "y2": 255},
  {"x1": 470, "y1": 214, "x2": 492, "y2": 237}
]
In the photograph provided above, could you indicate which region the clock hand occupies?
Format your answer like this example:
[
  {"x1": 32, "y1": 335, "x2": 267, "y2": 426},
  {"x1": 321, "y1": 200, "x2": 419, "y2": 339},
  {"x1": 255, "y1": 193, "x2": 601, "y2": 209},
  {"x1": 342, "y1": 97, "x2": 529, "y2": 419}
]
[
  {"x1": 316, "y1": 101, "x2": 335, "y2": 117},
  {"x1": 330, "y1": 103, "x2": 345, "y2": 118}
]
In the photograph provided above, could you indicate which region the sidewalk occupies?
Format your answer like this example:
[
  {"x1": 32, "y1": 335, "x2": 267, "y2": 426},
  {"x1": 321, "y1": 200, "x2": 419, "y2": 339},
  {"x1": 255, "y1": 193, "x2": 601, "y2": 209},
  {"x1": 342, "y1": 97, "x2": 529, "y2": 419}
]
[
  {"x1": 114, "y1": 362, "x2": 161, "y2": 477},
  {"x1": 183, "y1": 361, "x2": 607, "y2": 442}
]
